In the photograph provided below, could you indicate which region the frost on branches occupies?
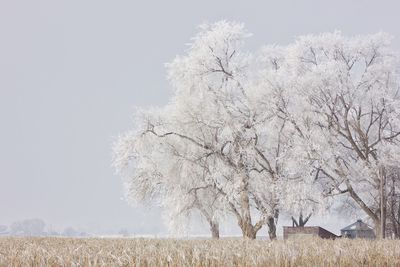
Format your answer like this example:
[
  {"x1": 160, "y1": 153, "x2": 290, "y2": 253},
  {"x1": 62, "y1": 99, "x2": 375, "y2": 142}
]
[
  {"x1": 265, "y1": 32, "x2": 400, "y2": 238},
  {"x1": 113, "y1": 21, "x2": 400, "y2": 239}
]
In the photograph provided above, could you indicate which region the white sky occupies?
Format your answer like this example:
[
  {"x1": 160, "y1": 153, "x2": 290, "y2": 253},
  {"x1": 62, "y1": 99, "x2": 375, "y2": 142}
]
[{"x1": 0, "y1": 0, "x2": 399, "y2": 236}]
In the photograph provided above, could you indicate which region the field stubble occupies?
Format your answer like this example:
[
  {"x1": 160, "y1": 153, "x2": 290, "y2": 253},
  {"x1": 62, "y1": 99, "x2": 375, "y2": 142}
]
[{"x1": 0, "y1": 237, "x2": 399, "y2": 266}]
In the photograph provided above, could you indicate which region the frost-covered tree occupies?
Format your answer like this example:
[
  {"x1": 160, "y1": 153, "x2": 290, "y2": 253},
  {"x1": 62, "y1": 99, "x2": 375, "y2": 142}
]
[
  {"x1": 114, "y1": 22, "x2": 400, "y2": 240},
  {"x1": 114, "y1": 21, "x2": 335, "y2": 240},
  {"x1": 272, "y1": 32, "x2": 400, "y2": 238},
  {"x1": 114, "y1": 21, "x2": 294, "y2": 239}
]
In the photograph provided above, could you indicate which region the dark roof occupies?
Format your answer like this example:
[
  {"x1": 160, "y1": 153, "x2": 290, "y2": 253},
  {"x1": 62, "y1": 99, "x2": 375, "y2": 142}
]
[{"x1": 341, "y1": 219, "x2": 373, "y2": 231}]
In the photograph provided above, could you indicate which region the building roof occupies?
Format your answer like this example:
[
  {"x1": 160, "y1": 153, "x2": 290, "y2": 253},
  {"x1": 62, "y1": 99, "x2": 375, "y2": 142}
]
[
  {"x1": 283, "y1": 226, "x2": 338, "y2": 239},
  {"x1": 341, "y1": 219, "x2": 373, "y2": 231}
]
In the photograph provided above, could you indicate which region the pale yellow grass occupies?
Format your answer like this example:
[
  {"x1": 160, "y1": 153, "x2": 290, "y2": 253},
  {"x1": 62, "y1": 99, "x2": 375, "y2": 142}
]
[{"x1": 0, "y1": 237, "x2": 399, "y2": 267}]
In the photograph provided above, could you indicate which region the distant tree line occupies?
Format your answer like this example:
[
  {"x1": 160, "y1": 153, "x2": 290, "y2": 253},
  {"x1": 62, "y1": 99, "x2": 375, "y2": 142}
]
[{"x1": 0, "y1": 219, "x2": 89, "y2": 237}]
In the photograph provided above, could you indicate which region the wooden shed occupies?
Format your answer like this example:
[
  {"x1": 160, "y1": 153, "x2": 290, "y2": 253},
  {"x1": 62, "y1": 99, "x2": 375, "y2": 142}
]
[
  {"x1": 340, "y1": 219, "x2": 375, "y2": 239},
  {"x1": 283, "y1": 226, "x2": 338, "y2": 240}
]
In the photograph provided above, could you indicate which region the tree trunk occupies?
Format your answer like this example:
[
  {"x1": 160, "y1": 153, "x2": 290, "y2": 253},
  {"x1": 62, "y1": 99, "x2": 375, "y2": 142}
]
[
  {"x1": 239, "y1": 174, "x2": 256, "y2": 239},
  {"x1": 239, "y1": 221, "x2": 256, "y2": 239},
  {"x1": 210, "y1": 221, "x2": 219, "y2": 239},
  {"x1": 390, "y1": 215, "x2": 398, "y2": 238},
  {"x1": 346, "y1": 183, "x2": 382, "y2": 238},
  {"x1": 379, "y1": 165, "x2": 387, "y2": 239},
  {"x1": 374, "y1": 218, "x2": 383, "y2": 239},
  {"x1": 374, "y1": 215, "x2": 387, "y2": 239},
  {"x1": 396, "y1": 201, "x2": 400, "y2": 238},
  {"x1": 267, "y1": 216, "x2": 277, "y2": 240}
]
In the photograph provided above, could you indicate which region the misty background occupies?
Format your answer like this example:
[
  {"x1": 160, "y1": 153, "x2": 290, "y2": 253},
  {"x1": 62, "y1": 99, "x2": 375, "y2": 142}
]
[{"x1": 1, "y1": 0, "x2": 399, "y2": 236}]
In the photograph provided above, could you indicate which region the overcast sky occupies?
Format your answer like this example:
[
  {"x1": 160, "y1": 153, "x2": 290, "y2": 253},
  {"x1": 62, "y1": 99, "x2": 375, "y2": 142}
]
[{"x1": 1, "y1": 0, "x2": 399, "y2": 236}]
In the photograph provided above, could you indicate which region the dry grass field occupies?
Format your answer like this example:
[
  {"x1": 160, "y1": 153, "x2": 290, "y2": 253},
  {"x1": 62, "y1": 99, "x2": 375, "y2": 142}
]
[{"x1": 1, "y1": 237, "x2": 400, "y2": 267}]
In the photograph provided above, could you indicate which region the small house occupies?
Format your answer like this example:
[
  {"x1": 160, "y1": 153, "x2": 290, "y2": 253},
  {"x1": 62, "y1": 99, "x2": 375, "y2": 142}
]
[
  {"x1": 340, "y1": 219, "x2": 375, "y2": 239},
  {"x1": 283, "y1": 226, "x2": 338, "y2": 239}
]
